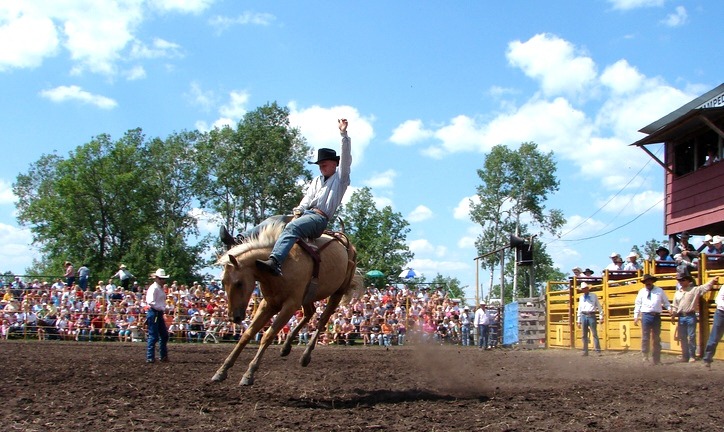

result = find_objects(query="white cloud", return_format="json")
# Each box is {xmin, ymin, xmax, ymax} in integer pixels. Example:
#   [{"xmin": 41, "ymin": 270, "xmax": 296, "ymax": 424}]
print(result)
[
  {"xmin": 130, "ymin": 38, "xmax": 183, "ymax": 60},
  {"xmin": 596, "ymin": 190, "xmax": 664, "ymax": 216},
  {"xmin": 188, "ymin": 207, "xmax": 220, "ymax": 233},
  {"xmin": 506, "ymin": 33, "xmax": 597, "ymax": 99},
  {"xmin": 209, "ymin": 12, "xmax": 276, "ymax": 35},
  {"xmin": 372, "ymin": 195, "xmax": 393, "ymax": 210},
  {"xmin": 0, "ymin": 1, "xmax": 206, "ymax": 76},
  {"xmin": 0, "ymin": 179, "xmax": 15, "ymax": 204},
  {"xmin": 405, "ymin": 258, "xmax": 470, "ymax": 280},
  {"xmin": 288, "ymin": 102, "xmax": 375, "ymax": 165},
  {"xmin": 0, "ymin": 222, "xmax": 36, "ymax": 273},
  {"xmin": 187, "ymin": 81, "xmax": 215, "ymax": 111},
  {"xmin": 389, "ymin": 119, "xmax": 433, "ymax": 145},
  {"xmin": 607, "ymin": 0, "xmax": 664, "ymax": 10},
  {"xmin": 124, "ymin": 65, "xmax": 146, "ymax": 80},
  {"xmin": 150, "ymin": 0, "xmax": 215, "ymax": 14},
  {"xmin": 454, "ymin": 195, "xmax": 480, "ymax": 220},
  {"xmin": 458, "ymin": 225, "xmax": 482, "ymax": 249},
  {"xmin": 409, "ymin": 239, "xmax": 434, "ymax": 254},
  {"xmin": 363, "ymin": 169, "xmax": 397, "ymax": 189},
  {"xmin": 39, "ymin": 85, "xmax": 117, "ymax": 109},
  {"xmin": 218, "ymin": 90, "xmax": 249, "ymax": 120},
  {"xmin": 407, "ymin": 205, "xmax": 433, "ymax": 223},
  {"xmin": 600, "ymin": 60, "xmax": 644, "ymax": 95},
  {"xmin": 489, "ymin": 86, "xmax": 520, "ymax": 98},
  {"xmin": 661, "ymin": 6, "xmax": 687, "ymax": 27},
  {"xmin": 0, "ymin": 11, "xmax": 59, "ymax": 71}
]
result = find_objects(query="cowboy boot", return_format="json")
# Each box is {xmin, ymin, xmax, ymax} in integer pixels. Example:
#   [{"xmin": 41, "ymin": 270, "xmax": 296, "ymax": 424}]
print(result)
[
  {"xmin": 255, "ymin": 257, "xmax": 283, "ymax": 277},
  {"xmin": 220, "ymin": 225, "xmax": 236, "ymax": 247}
]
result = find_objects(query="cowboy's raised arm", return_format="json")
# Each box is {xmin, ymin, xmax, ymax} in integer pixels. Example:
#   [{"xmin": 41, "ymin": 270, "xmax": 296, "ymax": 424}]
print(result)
[{"xmin": 338, "ymin": 119, "xmax": 351, "ymax": 187}]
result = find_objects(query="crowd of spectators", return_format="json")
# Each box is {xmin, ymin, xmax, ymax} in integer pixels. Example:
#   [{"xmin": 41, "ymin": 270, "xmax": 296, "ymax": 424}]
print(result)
[{"xmin": 0, "ymin": 276, "xmax": 499, "ymax": 348}]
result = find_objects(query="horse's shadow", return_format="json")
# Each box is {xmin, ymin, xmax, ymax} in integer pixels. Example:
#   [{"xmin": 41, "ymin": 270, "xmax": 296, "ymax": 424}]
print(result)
[{"xmin": 286, "ymin": 388, "xmax": 490, "ymax": 410}]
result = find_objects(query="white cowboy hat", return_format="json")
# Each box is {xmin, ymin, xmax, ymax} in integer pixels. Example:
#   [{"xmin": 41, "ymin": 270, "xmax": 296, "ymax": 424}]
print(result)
[
  {"xmin": 713, "ymin": 235, "xmax": 723, "ymax": 244},
  {"xmin": 120, "ymin": 264, "xmax": 127, "ymax": 269},
  {"xmin": 151, "ymin": 268, "xmax": 169, "ymax": 279},
  {"xmin": 704, "ymin": 234, "xmax": 713, "ymax": 242},
  {"xmin": 627, "ymin": 252, "xmax": 638, "ymax": 258},
  {"xmin": 580, "ymin": 282, "xmax": 590, "ymax": 289},
  {"xmin": 609, "ymin": 252, "xmax": 620, "ymax": 258}
]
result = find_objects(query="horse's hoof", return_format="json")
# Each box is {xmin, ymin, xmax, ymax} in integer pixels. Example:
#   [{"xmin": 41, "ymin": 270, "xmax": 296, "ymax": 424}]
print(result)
[
  {"xmin": 300, "ymin": 356, "xmax": 311, "ymax": 367},
  {"xmin": 211, "ymin": 373, "xmax": 226, "ymax": 382},
  {"xmin": 240, "ymin": 376, "xmax": 254, "ymax": 386},
  {"xmin": 280, "ymin": 345, "xmax": 291, "ymax": 357}
]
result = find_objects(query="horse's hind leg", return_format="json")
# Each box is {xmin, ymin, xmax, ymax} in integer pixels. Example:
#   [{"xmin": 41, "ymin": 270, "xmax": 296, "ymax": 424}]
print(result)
[
  {"xmin": 212, "ymin": 299, "xmax": 275, "ymax": 382},
  {"xmin": 301, "ymin": 291, "xmax": 343, "ymax": 367},
  {"xmin": 280, "ymin": 303, "xmax": 314, "ymax": 357},
  {"xmin": 241, "ymin": 301, "xmax": 297, "ymax": 386}
]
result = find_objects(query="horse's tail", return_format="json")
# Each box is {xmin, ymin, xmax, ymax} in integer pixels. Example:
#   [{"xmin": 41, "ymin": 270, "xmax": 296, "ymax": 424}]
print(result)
[{"xmin": 341, "ymin": 268, "xmax": 364, "ymax": 306}]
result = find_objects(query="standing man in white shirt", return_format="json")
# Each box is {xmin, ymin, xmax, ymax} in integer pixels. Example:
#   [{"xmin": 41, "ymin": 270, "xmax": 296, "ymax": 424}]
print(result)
[
  {"xmin": 146, "ymin": 269, "xmax": 170, "ymax": 364},
  {"xmin": 474, "ymin": 302, "xmax": 491, "ymax": 349},
  {"xmin": 703, "ymin": 276, "xmax": 724, "ymax": 368},
  {"xmin": 460, "ymin": 306, "xmax": 472, "ymax": 346},
  {"xmin": 576, "ymin": 282, "xmax": 604, "ymax": 356},
  {"xmin": 633, "ymin": 274, "xmax": 672, "ymax": 365}
]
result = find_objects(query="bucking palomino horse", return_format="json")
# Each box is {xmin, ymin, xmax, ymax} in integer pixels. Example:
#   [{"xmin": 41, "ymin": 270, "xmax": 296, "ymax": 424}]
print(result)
[{"xmin": 212, "ymin": 218, "xmax": 363, "ymax": 386}]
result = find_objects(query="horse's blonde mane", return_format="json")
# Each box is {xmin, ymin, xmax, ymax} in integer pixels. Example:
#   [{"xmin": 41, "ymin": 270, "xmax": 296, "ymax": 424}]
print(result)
[{"xmin": 216, "ymin": 220, "xmax": 286, "ymax": 266}]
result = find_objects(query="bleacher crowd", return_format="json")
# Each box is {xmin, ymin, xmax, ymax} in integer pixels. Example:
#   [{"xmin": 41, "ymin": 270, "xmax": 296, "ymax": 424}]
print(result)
[{"xmin": 0, "ymin": 276, "xmax": 499, "ymax": 347}]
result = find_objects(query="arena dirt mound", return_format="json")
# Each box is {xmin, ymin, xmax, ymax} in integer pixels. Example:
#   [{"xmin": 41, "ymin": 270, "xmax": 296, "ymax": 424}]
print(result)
[{"xmin": 3, "ymin": 341, "xmax": 724, "ymax": 431}]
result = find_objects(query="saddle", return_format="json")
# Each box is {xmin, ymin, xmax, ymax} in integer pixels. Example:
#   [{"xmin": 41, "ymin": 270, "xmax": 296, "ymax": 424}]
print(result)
[{"xmin": 296, "ymin": 230, "xmax": 356, "ymax": 305}]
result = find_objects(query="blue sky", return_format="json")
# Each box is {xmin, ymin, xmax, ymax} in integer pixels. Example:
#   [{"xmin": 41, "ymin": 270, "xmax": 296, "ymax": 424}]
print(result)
[{"xmin": 1, "ymin": 0, "xmax": 722, "ymax": 300}]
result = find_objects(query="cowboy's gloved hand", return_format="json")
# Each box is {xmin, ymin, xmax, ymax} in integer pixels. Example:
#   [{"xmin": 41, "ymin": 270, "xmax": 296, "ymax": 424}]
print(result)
[{"xmin": 293, "ymin": 209, "xmax": 302, "ymax": 219}]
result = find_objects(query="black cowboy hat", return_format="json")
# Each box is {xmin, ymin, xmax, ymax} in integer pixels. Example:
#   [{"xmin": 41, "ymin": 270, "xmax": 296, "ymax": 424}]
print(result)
[
  {"xmin": 583, "ymin": 268, "xmax": 594, "ymax": 275},
  {"xmin": 309, "ymin": 148, "xmax": 340, "ymax": 164},
  {"xmin": 677, "ymin": 273, "xmax": 695, "ymax": 283},
  {"xmin": 655, "ymin": 246, "xmax": 670, "ymax": 255},
  {"xmin": 642, "ymin": 274, "xmax": 658, "ymax": 283}
]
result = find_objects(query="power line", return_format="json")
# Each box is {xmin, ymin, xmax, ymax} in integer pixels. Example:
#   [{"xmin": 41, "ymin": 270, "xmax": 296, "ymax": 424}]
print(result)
[{"xmin": 552, "ymin": 144, "xmax": 663, "ymax": 243}]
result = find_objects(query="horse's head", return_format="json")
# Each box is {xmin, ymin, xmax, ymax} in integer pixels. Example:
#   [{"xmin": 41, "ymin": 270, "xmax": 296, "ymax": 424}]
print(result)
[{"xmin": 220, "ymin": 254, "xmax": 257, "ymax": 324}]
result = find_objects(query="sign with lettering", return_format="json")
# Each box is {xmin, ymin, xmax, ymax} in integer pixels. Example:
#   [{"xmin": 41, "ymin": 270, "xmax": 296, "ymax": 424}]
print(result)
[{"xmin": 698, "ymin": 91, "xmax": 724, "ymax": 109}]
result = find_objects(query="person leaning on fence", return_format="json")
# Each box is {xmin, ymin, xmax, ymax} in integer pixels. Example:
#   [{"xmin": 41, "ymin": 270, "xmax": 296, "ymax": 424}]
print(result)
[
  {"xmin": 672, "ymin": 275, "xmax": 719, "ymax": 363},
  {"xmin": 146, "ymin": 269, "xmax": 170, "ymax": 364},
  {"xmin": 703, "ymin": 276, "xmax": 724, "ymax": 368},
  {"xmin": 605, "ymin": 253, "xmax": 623, "ymax": 271},
  {"xmin": 577, "ymin": 282, "xmax": 603, "ymax": 356},
  {"xmin": 474, "ymin": 302, "xmax": 491, "ymax": 350},
  {"xmin": 623, "ymin": 252, "xmax": 642, "ymax": 271},
  {"xmin": 633, "ymin": 274, "xmax": 672, "ymax": 365}
]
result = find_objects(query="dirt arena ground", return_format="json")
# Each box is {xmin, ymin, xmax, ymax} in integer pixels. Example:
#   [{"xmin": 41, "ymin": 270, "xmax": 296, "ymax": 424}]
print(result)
[{"xmin": 3, "ymin": 340, "xmax": 724, "ymax": 431}]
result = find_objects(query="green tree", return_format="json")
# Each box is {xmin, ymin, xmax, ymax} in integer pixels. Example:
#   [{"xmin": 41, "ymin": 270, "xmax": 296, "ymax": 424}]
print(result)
[
  {"xmin": 196, "ymin": 102, "xmax": 312, "ymax": 238},
  {"xmin": 470, "ymin": 143, "xmax": 565, "ymax": 303},
  {"xmin": 14, "ymin": 129, "xmax": 206, "ymax": 282},
  {"xmin": 337, "ymin": 187, "xmax": 414, "ymax": 282},
  {"xmin": 632, "ymin": 238, "xmax": 668, "ymax": 261}
]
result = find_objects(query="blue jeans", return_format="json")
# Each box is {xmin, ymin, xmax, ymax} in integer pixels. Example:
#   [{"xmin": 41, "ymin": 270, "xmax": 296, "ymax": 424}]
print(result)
[
  {"xmin": 269, "ymin": 211, "xmax": 327, "ymax": 265},
  {"xmin": 641, "ymin": 313, "xmax": 662, "ymax": 362},
  {"xmin": 478, "ymin": 324, "xmax": 489, "ymax": 348},
  {"xmin": 77, "ymin": 276, "xmax": 88, "ymax": 291},
  {"xmin": 703, "ymin": 309, "xmax": 724, "ymax": 364},
  {"xmin": 677, "ymin": 314, "xmax": 697, "ymax": 361},
  {"xmin": 461, "ymin": 325, "xmax": 470, "ymax": 346},
  {"xmin": 581, "ymin": 314, "xmax": 601, "ymax": 354},
  {"xmin": 146, "ymin": 309, "xmax": 168, "ymax": 361}
]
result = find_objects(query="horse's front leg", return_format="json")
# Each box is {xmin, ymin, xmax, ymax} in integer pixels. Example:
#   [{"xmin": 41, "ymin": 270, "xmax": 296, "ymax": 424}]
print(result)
[
  {"xmin": 280, "ymin": 303, "xmax": 314, "ymax": 357},
  {"xmin": 301, "ymin": 292, "xmax": 343, "ymax": 367},
  {"xmin": 241, "ymin": 301, "xmax": 298, "ymax": 386},
  {"xmin": 212, "ymin": 300, "xmax": 275, "ymax": 382}
]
